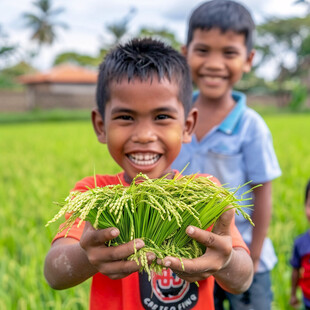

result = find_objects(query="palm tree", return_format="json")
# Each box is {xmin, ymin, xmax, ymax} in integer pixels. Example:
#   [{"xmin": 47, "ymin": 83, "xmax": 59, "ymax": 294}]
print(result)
[
  {"xmin": 105, "ymin": 7, "xmax": 136, "ymax": 46},
  {"xmin": 22, "ymin": 0, "xmax": 68, "ymax": 47},
  {"xmin": 0, "ymin": 25, "xmax": 16, "ymax": 59}
]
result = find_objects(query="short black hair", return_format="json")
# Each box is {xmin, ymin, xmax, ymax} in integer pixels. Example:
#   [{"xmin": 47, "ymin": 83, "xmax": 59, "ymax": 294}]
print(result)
[
  {"xmin": 96, "ymin": 38, "xmax": 193, "ymax": 119},
  {"xmin": 186, "ymin": 0, "xmax": 255, "ymax": 53},
  {"xmin": 306, "ymin": 179, "xmax": 310, "ymax": 204}
]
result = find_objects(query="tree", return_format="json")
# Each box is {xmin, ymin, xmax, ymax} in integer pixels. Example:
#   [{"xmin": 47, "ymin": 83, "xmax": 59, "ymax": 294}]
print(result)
[
  {"xmin": 102, "ymin": 7, "xmax": 136, "ymax": 47},
  {"xmin": 53, "ymin": 51, "xmax": 101, "ymax": 68},
  {"xmin": 0, "ymin": 25, "xmax": 17, "ymax": 67},
  {"xmin": 22, "ymin": 0, "xmax": 68, "ymax": 47},
  {"xmin": 137, "ymin": 28, "xmax": 182, "ymax": 51},
  {"xmin": 255, "ymin": 14, "xmax": 310, "ymax": 107}
]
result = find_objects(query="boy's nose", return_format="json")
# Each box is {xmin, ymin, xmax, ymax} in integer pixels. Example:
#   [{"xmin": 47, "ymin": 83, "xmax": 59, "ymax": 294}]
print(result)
[
  {"xmin": 204, "ymin": 53, "xmax": 225, "ymax": 70},
  {"xmin": 131, "ymin": 124, "xmax": 157, "ymax": 144}
]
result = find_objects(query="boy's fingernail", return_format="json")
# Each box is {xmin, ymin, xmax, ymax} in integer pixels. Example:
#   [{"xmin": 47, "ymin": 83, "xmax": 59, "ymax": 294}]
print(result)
[
  {"xmin": 164, "ymin": 260, "xmax": 171, "ymax": 267},
  {"xmin": 147, "ymin": 253, "xmax": 156, "ymax": 261},
  {"xmin": 135, "ymin": 240, "xmax": 145, "ymax": 249},
  {"xmin": 187, "ymin": 226, "xmax": 195, "ymax": 235},
  {"xmin": 111, "ymin": 229, "xmax": 119, "ymax": 237}
]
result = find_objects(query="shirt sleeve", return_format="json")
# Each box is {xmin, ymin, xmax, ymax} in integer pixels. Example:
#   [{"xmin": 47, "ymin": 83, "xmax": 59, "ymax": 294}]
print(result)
[
  {"xmin": 51, "ymin": 177, "xmax": 95, "ymax": 243},
  {"xmin": 290, "ymin": 240, "xmax": 301, "ymax": 269},
  {"xmin": 242, "ymin": 111, "xmax": 281, "ymax": 184},
  {"xmin": 52, "ymin": 213, "xmax": 85, "ymax": 243},
  {"xmin": 230, "ymin": 211, "xmax": 249, "ymax": 254}
]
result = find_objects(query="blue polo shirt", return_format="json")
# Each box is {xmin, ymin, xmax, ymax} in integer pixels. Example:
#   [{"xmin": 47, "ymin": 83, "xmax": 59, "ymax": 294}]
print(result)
[{"xmin": 172, "ymin": 90, "xmax": 281, "ymax": 272}]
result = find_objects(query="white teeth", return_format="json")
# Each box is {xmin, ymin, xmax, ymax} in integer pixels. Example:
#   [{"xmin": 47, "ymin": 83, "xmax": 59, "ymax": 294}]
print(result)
[
  {"xmin": 128, "ymin": 153, "xmax": 160, "ymax": 165},
  {"xmin": 205, "ymin": 76, "xmax": 222, "ymax": 81}
]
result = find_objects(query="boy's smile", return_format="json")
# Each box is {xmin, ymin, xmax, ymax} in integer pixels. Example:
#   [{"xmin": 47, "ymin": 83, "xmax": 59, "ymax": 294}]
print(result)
[
  {"xmin": 92, "ymin": 78, "xmax": 196, "ymax": 182},
  {"xmin": 184, "ymin": 28, "xmax": 254, "ymax": 103}
]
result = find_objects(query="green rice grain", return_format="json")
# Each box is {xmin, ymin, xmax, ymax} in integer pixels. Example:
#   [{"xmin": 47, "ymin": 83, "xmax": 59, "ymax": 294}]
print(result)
[{"xmin": 47, "ymin": 172, "xmax": 254, "ymax": 279}]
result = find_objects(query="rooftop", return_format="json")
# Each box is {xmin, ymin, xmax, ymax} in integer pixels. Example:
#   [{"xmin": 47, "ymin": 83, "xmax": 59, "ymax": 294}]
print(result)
[{"xmin": 19, "ymin": 63, "xmax": 98, "ymax": 84}]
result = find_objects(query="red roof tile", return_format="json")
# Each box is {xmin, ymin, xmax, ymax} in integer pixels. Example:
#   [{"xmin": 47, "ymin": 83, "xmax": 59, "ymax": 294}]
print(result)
[{"xmin": 19, "ymin": 63, "xmax": 98, "ymax": 84}]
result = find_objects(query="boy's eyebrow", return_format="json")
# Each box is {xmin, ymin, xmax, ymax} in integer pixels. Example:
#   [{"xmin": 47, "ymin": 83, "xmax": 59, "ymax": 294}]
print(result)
[
  {"xmin": 110, "ymin": 107, "xmax": 134, "ymax": 114},
  {"xmin": 110, "ymin": 106, "xmax": 179, "ymax": 114},
  {"xmin": 194, "ymin": 42, "xmax": 241, "ymax": 49},
  {"xmin": 153, "ymin": 106, "xmax": 179, "ymax": 113}
]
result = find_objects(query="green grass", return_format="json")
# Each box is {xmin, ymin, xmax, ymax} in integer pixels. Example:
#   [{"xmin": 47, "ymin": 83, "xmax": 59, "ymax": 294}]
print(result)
[
  {"xmin": 1, "ymin": 110, "xmax": 309, "ymax": 309},
  {"xmin": 0, "ymin": 108, "xmax": 91, "ymax": 124}
]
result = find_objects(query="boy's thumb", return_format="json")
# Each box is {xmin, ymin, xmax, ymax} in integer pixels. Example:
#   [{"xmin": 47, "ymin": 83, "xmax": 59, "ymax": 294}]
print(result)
[{"xmin": 212, "ymin": 208, "xmax": 234, "ymax": 236}]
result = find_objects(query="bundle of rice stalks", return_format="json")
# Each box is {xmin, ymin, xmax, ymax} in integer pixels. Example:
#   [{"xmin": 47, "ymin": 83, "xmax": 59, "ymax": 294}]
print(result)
[{"xmin": 47, "ymin": 172, "xmax": 254, "ymax": 278}]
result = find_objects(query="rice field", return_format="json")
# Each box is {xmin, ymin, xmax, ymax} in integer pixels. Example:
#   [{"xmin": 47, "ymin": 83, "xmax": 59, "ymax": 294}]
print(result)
[{"xmin": 1, "ymin": 111, "xmax": 309, "ymax": 309}]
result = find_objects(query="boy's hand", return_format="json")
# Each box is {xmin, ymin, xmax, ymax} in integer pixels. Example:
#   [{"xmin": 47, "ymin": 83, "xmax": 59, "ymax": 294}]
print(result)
[
  {"xmin": 158, "ymin": 209, "xmax": 234, "ymax": 283},
  {"xmin": 80, "ymin": 222, "xmax": 155, "ymax": 279},
  {"xmin": 289, "ymin": 295, "xmax": 299, "ymax": 308}
]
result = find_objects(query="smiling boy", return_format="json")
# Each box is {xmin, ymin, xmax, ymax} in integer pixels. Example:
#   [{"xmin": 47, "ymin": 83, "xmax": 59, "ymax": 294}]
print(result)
[
  {"xmin": 44, "ymin": 38, "xmax": 253, "ymax": 310},
  {"xmin": 172, "ymin": 1, "xmax": 281, "ymax": 309}
]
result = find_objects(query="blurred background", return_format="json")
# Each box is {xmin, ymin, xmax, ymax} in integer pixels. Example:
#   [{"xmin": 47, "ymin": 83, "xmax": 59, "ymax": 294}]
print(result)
[
  {"xmin": 1, "ymin": 1, "xmax": 310, "ymax": 309},
  {"xmin": 0, "ymin": 0, "xmax": 310, "ymax": 112}
]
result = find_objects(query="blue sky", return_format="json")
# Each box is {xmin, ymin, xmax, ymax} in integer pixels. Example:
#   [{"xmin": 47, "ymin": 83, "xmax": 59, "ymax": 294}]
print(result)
[{"xmin": 0, "ymin": 0, "xmax": 307, "ymax": 74}]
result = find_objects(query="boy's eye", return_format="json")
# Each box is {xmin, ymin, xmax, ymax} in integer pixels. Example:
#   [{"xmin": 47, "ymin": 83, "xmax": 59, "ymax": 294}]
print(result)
[
  {"xmin": 224, "ymin": 50, "xmax": 239, "ymax": 57},
  {"xmin": 155, "ymin": 114, "xmax": 171, "ymax": 120},
  {"xmin": 195, "ymin": 47, "xmax": 208, "ymax": 55},
  {"xmin": 115, "ymin": 115, "xmax": 133, "ymax": 121}
]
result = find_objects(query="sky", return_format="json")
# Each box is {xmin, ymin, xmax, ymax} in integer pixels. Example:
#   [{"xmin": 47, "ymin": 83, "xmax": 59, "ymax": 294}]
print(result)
[{"xmin": 0, "ymin": 0, "xmax": 307, "ymax": 76}]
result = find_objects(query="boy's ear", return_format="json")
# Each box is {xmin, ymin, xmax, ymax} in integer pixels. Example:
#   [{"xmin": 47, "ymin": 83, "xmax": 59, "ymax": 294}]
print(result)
[
  {"xmin": 181, "ymin": 45, "xmax": 188, "ymax": 57},
  {"xmin": 243, "ymin": 49, "xmax": 255, "ymax": 73},
  {"xmin": 91, "ymin": 108, "xmax": 107, "ymax": 144},
  {"xmin": 182, "ymin": 107, "xmax": 198, "ymax": 144}
]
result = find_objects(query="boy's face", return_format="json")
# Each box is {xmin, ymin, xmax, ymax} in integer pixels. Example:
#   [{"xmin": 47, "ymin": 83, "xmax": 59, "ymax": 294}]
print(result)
[
  {"xmin": 92, "ymin": 78, "xmax": 197, "ymax": 182},
  {"xmin": 183, "ymin": 28, "xmax": 254, "ymax": 101}
]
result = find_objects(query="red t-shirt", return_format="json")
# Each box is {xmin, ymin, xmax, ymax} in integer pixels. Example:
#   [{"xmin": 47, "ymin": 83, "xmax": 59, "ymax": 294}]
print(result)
[{"xmin": 53, "ymin": 171, "xmax": 249, "ymax": 310}]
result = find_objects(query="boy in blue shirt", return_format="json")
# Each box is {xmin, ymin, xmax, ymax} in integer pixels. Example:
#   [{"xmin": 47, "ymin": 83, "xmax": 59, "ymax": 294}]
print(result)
[
  {"xmin": 172, "ymin": 1, "xmax": 281, "ymax": 309},
  {"xmin": 290, "ymin": 179, "xmax": 310, "ymax": 310}
]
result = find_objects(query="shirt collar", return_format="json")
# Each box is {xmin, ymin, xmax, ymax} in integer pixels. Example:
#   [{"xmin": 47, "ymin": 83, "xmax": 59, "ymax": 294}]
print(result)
[{"xmin": 218, "ymin": 91, "xmax": 246, "ymax": 135}]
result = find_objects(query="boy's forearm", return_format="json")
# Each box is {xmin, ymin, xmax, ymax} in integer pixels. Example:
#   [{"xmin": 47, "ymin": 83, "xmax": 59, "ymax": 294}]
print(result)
[
  {"xmin": 291, "ymin": 268, "xmax": 299, "ymax": 296},
  {"xmin": 250, "ymin": 182, "xmax": 272, "ymax": 269},
  {"xmin": 214, "ymin": 247, "xmax": 253, "ymax": 294},
  {"xmin": 44, "ymin": 238, "xmax": 97, "ymax": 290}
]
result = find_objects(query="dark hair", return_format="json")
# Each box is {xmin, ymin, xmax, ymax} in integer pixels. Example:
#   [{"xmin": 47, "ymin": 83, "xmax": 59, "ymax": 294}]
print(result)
[
  {"xmin": 186, "ymin": 0, "xmax": 255, "ymax": 53},
  {"xmin": 306, "ymin": 179, "xmax": 310, "ymax": 204},
  {"xmin": 96, "ymin": 38, "xmax": 193, "ymax": 119}
]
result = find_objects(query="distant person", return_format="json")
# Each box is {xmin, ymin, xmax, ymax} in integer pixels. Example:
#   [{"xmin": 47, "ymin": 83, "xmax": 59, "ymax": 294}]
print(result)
[
  {"xmin": 290, "ymin": 179, "xmax": 310, "ymax": 310},
  {"xmin": 172, "ymin": 1, "xmax": 282, "ymax": 309},
  {"xmin": 44, "ymin": 38, "xmax": 254, "ymax": 310}
]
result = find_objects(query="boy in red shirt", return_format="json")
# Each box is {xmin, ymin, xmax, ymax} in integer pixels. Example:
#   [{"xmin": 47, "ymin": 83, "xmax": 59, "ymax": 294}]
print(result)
[
  {"xmin": 290, "ymin": 179, "xmax": 310, "ymax": 309},
  {"xmin": 44, "ymin": 38, "xmax": 253, "ymax": 310}
]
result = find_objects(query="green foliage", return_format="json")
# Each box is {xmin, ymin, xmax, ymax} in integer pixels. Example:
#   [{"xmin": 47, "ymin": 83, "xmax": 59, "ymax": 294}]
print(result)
[
  {"xmin": 1, "ymin": 111, "xmax": 310, "ymax": 309},
  {"xmin": 0, "ymin": 61, "xmax": 37, "ymax": 90},
  {"xmin": 0, "ymin": 118, "xmax": 121, "ymax": 309},
  {"xmin": 255, "ymin": 14, "xmax": 310, "ymax": 86},
  {"xmin": 0, "ymin": 24, "xmax": 18, "ymax": 70},
  {"xmin": 300, "ymin": 34, "xmax": 310, "ymax": 56},
  {"xmin": 137, "ymin": 27, "xmax": 182, "ymax": 51},
  {"xmin": 0, "ymin": 108, "xmax": 91, "ymax": 124},
  {"xmin": 264, "ymin": 114, "xmax": 310, "ymax": 310},
  {"xmin": 2, "ymin": 61, "xmax": 37, "ymax": 77},
  {"xmin": 0, "ymin": 74, "xmax": 22, "ymax": 90},
  {"xmin": 53, "ymin": 52, "xmax": 101, "ymax": 68},
  {"xmin": 288, "ymin": 83, "xmax": 308, "ymax": 111}
]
